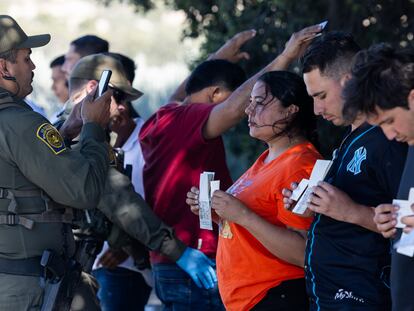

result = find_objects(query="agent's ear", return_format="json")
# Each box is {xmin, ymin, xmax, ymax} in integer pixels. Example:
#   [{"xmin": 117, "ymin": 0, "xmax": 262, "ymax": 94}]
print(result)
[
  {"xmin": 408, "ymin": 89, "xmax": 414, "ymax": 111},
  {"xmin": 0, "ymin": 59, "xmax": 9, "ymax": 78}
]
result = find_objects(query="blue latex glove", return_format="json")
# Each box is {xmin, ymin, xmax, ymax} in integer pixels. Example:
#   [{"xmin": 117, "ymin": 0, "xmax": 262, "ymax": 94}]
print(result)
[{"xmin": 176, "ymin": 247, "xmax": 217, "ymax": 289}]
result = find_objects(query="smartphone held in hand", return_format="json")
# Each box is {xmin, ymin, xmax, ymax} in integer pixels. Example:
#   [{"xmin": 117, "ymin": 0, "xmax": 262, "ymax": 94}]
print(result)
[{"xmin": 95, "ymin": 70, "xmax": 112, "ymax": 99}]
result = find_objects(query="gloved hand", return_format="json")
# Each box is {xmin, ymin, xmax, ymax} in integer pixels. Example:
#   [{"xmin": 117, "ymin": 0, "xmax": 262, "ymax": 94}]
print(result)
[{"xmin": 176, "ymin": 247, "xmax": 217, "ymax": 289}]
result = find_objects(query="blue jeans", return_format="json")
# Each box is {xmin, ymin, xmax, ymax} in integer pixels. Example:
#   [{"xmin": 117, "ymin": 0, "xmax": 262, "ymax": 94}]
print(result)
[
  {"xmin": 152, "ymin": 263, "xmax": 225, "ymax": 311},
  {"xmin": 92, "ymin": 267, "xmax": 152, "ymax": 311}
]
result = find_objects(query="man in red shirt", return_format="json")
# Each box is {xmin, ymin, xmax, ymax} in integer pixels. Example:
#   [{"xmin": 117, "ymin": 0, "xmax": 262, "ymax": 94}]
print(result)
[{"xmin": 140, "ymin": 26, "xmax": 322, "ymax": 310}]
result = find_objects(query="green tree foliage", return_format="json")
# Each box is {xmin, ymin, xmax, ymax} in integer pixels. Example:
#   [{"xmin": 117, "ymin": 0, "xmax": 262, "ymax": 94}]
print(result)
[{"xmin": 102, "ymin": 0, "xmax": 414, "ymax": 178}]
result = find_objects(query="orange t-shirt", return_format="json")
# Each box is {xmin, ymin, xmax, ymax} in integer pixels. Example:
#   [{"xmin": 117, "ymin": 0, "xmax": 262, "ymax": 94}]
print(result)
[{"xmin": 217, "ymin": 142, "xmax": 321, "ymax": 311}]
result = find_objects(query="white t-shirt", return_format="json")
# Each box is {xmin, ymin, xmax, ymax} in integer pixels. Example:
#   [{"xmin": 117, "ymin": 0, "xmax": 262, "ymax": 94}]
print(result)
[{"xmin": 93, "ymin": 118, "xmax": 152, "ymax": 285}]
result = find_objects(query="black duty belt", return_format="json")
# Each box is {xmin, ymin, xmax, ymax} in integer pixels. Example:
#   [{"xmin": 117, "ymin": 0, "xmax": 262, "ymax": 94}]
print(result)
[{"xmin": 0, "ymin": 256, "xmax": 43, "ymax": 277}]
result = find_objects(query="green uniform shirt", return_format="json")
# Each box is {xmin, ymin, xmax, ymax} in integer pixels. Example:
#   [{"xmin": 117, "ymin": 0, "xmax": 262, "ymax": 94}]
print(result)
[{"xmin": 0, "ymin": 88, "xmax": 109, "ymax": 259}]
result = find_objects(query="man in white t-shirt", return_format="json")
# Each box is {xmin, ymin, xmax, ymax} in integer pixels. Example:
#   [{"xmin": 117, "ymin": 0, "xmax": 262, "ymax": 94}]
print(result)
[{"xmin": 91, "ymin": 53, "xmax": 153, "ymax": 311}]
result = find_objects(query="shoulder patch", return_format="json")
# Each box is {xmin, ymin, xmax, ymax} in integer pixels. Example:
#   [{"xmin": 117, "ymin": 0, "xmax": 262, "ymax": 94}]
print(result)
[{"xmin": 36, "ymin": 123, "xmax": 67, "ymax": 155}]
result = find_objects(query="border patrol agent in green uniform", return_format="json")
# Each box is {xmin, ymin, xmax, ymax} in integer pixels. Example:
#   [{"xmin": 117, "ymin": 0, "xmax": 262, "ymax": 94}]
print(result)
[{"xmin": 0, "ymin": 15, "xmax": 113, "ymax": 310}]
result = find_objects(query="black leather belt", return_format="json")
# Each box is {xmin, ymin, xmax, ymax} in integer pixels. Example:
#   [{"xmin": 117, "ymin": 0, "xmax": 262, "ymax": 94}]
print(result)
[{"xmin": 0, "ymin": 256, "xmax": 43, "ymax": 277}]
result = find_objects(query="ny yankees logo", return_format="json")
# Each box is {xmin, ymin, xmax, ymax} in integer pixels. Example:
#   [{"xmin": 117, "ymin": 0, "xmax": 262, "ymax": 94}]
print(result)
[{"xmin": 347, "ymin": 147, "xmax": 367, "ymax": 175}]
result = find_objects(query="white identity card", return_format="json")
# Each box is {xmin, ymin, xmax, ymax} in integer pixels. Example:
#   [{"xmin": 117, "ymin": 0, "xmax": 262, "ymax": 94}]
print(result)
[
  {"xmin": 304, "ymin": 20, "xmax": 328, "ymax": 42},
  {"xmin": 394, "ymin": 188, "xmax": 414, "ymax": 228},
  {"xmin": 319, "ymin": 20, "xmax": 328, "ymax": 29},
  {"xmin": 396, "ymin": 232, "xmax": 414, "ymax": 257},
  {"xmin": 291, "ymin": 160, "xmax": 333, "ymax": 215},
  {"xmin": 393, "ymin": 188, "xmax": 414, "ymax": 257},
  {"xmin": 199, "ymin": 172, "xmax": 220, "ymax": 230}
]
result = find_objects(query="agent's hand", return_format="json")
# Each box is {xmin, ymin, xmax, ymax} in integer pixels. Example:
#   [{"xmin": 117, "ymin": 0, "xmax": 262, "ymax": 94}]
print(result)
[
  {"xmin": 281, "ymin": 23, "xmax": 323, "ymax": 62},
  {"xmin": 98, "ymin": 248, "xmax": 129, "ymax": 269},
  {"xmin": 176, "ymin": 247, "xmax": 217, "ymax": 289},
  {"xmin": 209, "ymin": 29, "xmax": 256, "ymax": 63},
  {"xmin": 402, "ymin": 203, "xmax": 414, "ymax": 234},
  {"xmin": 307, "ymin": 181, "xmax": 356, "ymax": 222},
  {"xmin": 373, "ymin": 204, "xmax": 398, "ymax": 238},
  {"xmin": 211, "ymin": 190, "xmax": 251, "ymax": 226},
  {"xmin": 81, "ymin": 86, "xmax": 113, "ymax": 128},
  {"xmin": 60, "ymin": 102, "xmax": 82, "ymax": 141}
]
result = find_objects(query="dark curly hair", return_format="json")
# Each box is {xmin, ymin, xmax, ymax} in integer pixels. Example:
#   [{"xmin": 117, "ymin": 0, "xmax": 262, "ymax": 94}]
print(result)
[
  {"xmin": 342, "ymin": 43, "xmax": 414, "ymax": 123},
  {"xmin": 255, "ymin": 71, "xmax": 318, "ymax": 146}
]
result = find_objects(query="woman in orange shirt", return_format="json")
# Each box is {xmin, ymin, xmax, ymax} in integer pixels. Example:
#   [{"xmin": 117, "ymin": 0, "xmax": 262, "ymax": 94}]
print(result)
[{"xmin": 187, "ymin": 71, "xmax": 321, "ymax": 311}]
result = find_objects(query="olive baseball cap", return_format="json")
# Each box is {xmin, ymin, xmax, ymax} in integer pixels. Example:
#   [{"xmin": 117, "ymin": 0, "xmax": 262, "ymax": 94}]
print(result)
[
  {"xmin": 0, "ymin": 15, "xmax": 50, "ymax": 53},
  {"xmin": 70, "ymin": 53, "xmax": 143, "ymax": 101}
]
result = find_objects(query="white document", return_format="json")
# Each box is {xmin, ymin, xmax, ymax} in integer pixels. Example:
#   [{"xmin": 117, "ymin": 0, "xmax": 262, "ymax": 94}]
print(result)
[
  {"xmin": 210, "ymin": 180, "xmax": 220, "ymax": 196},
  {"xmin": 396, "ymin": 232, "xmax": 414, "ymax": 257},
  {"xmin": 199, "ymin": 172, "xmax": 218, "ymax": 230},
  {"xmin": 393, "ymin": 188, "xmax": 414, "ymax": 257},
  {"xmin": 394, "ymin": 188, "xmax": 414, "ymax": 228},
  {"xmin": 292, "ymin": 160, "xmax": 333, "ymax": 215},
  {"xmin": 290, "ymin": 179, "xmax": 309, "ymax": 201}
]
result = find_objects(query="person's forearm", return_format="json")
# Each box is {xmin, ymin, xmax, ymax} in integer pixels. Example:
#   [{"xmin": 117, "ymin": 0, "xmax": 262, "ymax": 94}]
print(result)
[
  {"xmin": 224, "ymin": 52, "xmax": 294, "ymax": 117},
  {"xmin": 347, "ymin": 204, "xmax": 378, "ymax": 233},
  {"xmin": 203, "ymin": 52, "xmax": 295, "ymax": 140},
  {"xmin": 168, "ymin": 77, "xmax": 188, "ymax": 103},
  {"xmin": 240, "ymin": 210, "xmax": 307, "ymax": 267}
]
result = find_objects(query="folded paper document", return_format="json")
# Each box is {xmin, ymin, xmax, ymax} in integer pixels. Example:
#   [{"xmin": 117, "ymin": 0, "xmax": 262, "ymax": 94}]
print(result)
[{"xmin": 199, "ymin": 172, "xmax": 220, "ymax": 230}]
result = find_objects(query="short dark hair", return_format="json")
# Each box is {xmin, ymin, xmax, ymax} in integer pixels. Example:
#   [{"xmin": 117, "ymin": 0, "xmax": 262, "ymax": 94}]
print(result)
[
  {"xmin": 185, "ymin": 59, "xmax": 246, "ymax": 95},
  {"xmin": 343, "ymin": 43, "xmax": 414, "ymax": 123},
  {"xmin": 301, "ymin": 31, "xmax": 361, "ymax": 80},
  {"xmin": 103, "ymin": 52, "xmax": 136, "ymax": 83},
  {"xmin": 0, "ymin": 49, "xmax": 18, "ymax": 63},
  {"xmin": 50, "ymin": 55, "xmax": 65, "ymax": 68},
  {"xmin": 71, "ymin": 35, "xmax": 109, "ymax": 57},
  {"xmin": 258, "ymin": 71, "xmax": 317, "ymax": 144}
]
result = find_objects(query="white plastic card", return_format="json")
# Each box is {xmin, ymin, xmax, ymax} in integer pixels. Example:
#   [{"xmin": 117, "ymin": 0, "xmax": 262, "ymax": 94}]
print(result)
[
  {"xmin": 290, "ymin": 179, "xmax": 310, "ymax": 201},
  {"xmin": 396, "ymin": 231, "xmax": 414, "ymax": 257},
  {"xmin": 394, "ymin": 188, "xmax": 414, "ymax": 228},
  {"xmin": 291, "ymin": 160, "xmax": 332, "ymax": 215},
  {"xmin": 319, "ymin": 20, "xmax": 328, "ymax": 29},
  {"xmin": 393, "ymin": 188, "xmax": 414, "ymax": 257}
]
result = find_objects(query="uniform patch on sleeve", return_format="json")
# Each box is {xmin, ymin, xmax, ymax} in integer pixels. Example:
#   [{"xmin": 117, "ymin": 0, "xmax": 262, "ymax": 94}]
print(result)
[{"xmin": 36, "ymin": 123, "xmax": 67, "ymax": 155}]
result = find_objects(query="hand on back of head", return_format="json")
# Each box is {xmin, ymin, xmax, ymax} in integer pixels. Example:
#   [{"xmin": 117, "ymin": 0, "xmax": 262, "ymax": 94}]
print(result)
[{"xmin": 281, "ymin": 24, "xmax": 324, "ymax": 62}]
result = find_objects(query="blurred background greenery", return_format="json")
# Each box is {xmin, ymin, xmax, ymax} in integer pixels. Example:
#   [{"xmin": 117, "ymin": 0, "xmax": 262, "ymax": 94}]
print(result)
[
  {"xmin": 0, "ymin": 0, "xmax": 198, "ymax": 118},
  {"xmin": 2, "ymin": 0, "xmax": 413, "ymax": 179}
]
